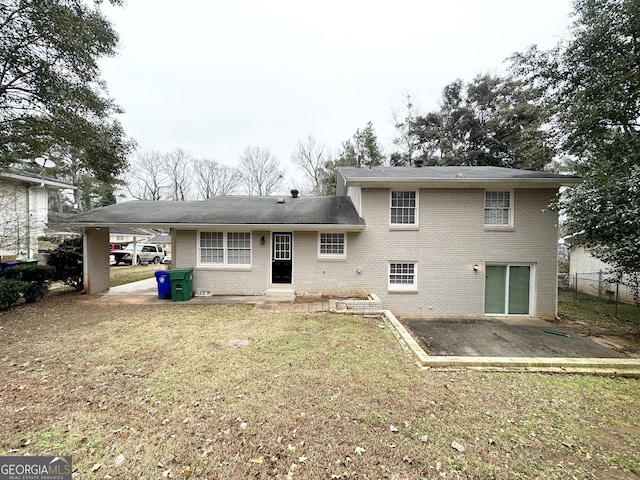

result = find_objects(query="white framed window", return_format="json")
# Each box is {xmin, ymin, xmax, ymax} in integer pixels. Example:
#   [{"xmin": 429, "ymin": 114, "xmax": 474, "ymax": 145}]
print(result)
[
  {"xmin": 388, "ymin": 262, "xmax": 417, "ymax": 292},
  {"xmin": 484, "ymin": 191, "xmax": 513, "ymax": 226},
  {"xmin": 390, "ymin": 191, "xmax": 418, "ymax": 227},
  {"xmin": 198, "ymin": 231, "xmax": 251, "ymax": 266},
  {"xmin": 318, "ymin": 232, "xmax": 346, "ymax": 259}
]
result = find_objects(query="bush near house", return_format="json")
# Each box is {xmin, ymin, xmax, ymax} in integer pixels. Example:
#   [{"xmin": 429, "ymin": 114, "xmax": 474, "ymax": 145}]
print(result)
[
  {"xmin": 0, "ymin": 279, "xmax": 29, "ymax": 310},
  {"xmin": 47, "ymin": 237, "xmax": 83, "ymax": 291},
  {"xmin": 1, "ymin": 265, "xmax": 55, "ymax": 303}
]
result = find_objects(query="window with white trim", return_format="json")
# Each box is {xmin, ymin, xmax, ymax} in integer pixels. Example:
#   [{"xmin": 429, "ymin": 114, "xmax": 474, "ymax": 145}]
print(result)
[
  {"xmin": 318, "ymin": 232, "xmax": 346, "ymax": 258},
  {"xmin": 199, "ymin": 231, "xmax": 251, "ymax": 266},
  {"xmin": 484, "ymin": 191, "xmax": 512, "ymax": 226},
  {"xmin": 390, "ymin": 191, "xmax": 417, "ymax": 226},
  {"xmin": 388, "ymin": 262, "xmax": 417, "ymax": 291}
]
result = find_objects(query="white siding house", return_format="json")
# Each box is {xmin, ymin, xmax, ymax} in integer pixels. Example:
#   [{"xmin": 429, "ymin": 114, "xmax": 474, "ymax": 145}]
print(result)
[{"xmin": 0, "ymin": 170, "xmax": 76, "ymax": 260}]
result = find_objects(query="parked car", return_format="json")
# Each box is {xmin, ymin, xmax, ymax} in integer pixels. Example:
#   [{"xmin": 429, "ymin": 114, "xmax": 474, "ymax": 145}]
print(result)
[
  {"xmin": 162, "ymin": 253, "xmax": 172, "ymax": 264},
  {"xmin": 111, "ymin": 244, "xmax": 165, "ymax": 265}
]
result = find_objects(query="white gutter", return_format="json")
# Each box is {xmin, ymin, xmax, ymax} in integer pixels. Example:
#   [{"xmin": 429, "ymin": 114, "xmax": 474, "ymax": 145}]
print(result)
[
  {"xmin": 75, "ymin": 223, "xmax": 367, "ymax": 232},
  {"xmin": 0, "ymin": 172, "xmax": 77, "ymax": 190}
]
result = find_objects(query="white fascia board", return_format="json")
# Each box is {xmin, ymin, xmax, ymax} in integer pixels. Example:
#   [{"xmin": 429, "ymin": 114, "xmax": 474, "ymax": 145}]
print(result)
[
  {"xmin": 343, "ymin": 177, "xmax": 582, "ymax": 189},
  {"xmin": 1, "ymin": 172, "xmax": 77, "ymax": 189},
  {"xmin": 78, "ymin": 223, "xmax": 366, "ymax": 232}
]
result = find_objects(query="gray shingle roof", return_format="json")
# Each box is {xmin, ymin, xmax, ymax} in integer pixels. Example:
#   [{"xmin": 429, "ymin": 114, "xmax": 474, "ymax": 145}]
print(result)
[
  {"xmin": 70, "ymin": 196, "xmax": 365, "ymax": 230},
  {"xmin": 339, "ymin": 166, "xmax": 581, "ymax": 183}
]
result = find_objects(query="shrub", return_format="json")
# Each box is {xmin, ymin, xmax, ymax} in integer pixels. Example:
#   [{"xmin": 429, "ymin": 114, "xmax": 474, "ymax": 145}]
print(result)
[
  {"xmin": 47, "ymin": 237, "xmax": 83, "ymax": 291},
  {"xmin": 0, "ymin": 279, "xmax": 29, "ymax": 311},
  {"xmin": 1, "ymin": 264, "xmax": 55, "ymax": 303}
]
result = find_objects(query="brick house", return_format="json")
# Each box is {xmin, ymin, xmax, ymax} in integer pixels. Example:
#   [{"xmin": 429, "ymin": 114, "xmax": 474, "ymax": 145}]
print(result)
[{"xmin": 71, "ymin": 166, "xmax": 580, "ymax": 317}]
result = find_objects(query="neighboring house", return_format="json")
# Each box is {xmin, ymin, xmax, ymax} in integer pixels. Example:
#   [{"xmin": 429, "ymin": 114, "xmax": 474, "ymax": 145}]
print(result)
[
  {"xmin": 565, "ymin": 236, "xmax": 637, "ymax": 304},
  {"xmin": 149, "ymin": 234, "xmax": 172, "ymax": 254},
  {"xmin": 109, "ymin": 227, "xmax": 154, "ymax": 246},
  {"xmin": 70, "ymin": 166, "xmax": 580, "ymax": 318},
  {"xmin": 0, "ymin": 170, "xmax": 76, "ymax": 260}
]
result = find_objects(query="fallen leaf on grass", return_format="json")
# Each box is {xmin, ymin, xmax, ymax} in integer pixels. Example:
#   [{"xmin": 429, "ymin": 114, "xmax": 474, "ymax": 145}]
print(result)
[
  {"xmin": 419, "ymin": 435, "xmax": 429, "ymax": 443},
  {"xmin": 451, "ymin": 441, "xmax": 465, "ymax": 452},
  {"xmin": 249, "ymin": 456, "xmax": 264, "ymax": 464},
  {"xmin": 91, "ymin": 463, "xmax": 101, "ymax": 472},
  {"xmin": 114, "ymin": 454, "xmax": 125, "ymax": 466},
  {"xmin": 354, "ymin": 446, "xmax": 366, "ymax": 455}
]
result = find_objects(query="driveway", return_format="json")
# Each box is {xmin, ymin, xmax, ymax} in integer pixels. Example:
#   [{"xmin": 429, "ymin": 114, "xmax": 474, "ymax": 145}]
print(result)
[{"xmin": 404, "ymin": 317, "xmax": 627, "ymax": 358}]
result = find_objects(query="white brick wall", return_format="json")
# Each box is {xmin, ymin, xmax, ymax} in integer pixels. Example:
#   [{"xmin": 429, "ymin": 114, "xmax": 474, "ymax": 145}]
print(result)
[
  {"xmin": 174, "ymin": 187, "xmax": 560, "ymax": 318},
  {"xmin": 349, "ymin": 187, "xmax": 559, "ymax": 318}
]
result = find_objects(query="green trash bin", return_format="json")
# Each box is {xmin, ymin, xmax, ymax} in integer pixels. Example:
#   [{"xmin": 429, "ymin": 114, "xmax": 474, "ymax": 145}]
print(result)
[
  {"xmin": 18, "ymin": 258, "xmax": 39, "ymax": 265},
  {"xmin": 169, "ymin": 268, "xmax": 194, "ymax": 302}
]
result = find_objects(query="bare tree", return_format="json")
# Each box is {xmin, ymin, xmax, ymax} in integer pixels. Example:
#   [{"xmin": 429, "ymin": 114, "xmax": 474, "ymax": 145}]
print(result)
[
  {"xmin": 291, "ymin": 135, "xmax": 330, "ymax": 195},
  {"xmin": 124, "ymin": 150, "xmax": 168, "ymax": 200},
  {"xmin": 192, "ymin": 159, "xmax": 242, "ymax": 198},
  {"xmin": 391, "ymin": 90, "xmax": 421, "ymax": 166},
  {"xmin": 238, "ymin": 146, "xmax": 284, "ymax": 196},
  {"xmin": 163, "ymin": 148, "xmax": 193, "ymax": 201}
]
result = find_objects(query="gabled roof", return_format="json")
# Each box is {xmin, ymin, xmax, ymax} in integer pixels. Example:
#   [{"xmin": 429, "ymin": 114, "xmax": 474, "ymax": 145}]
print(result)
[
  {"xmin": 0, "ymin": 169, "xmax": 77, "ymax": 189},
  {"xmin": 69, "ymin": 195, "xmax": 365, "ymax": 231},
  {"xmin": 337, "ymin": 166, "xmax": 581, "ymax": 194}
]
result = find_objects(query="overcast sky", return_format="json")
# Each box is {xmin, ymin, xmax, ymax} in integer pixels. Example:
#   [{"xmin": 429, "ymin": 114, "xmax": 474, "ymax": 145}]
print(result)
[{"xmin": 99, "ymin": 0, "xmax": 573, "ymax": 191}]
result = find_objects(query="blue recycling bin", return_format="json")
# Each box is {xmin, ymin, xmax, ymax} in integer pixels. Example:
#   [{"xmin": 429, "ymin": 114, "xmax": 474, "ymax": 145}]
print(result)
[
  {"xmin": 154, "ymin": 270, "xmax": 171, "ymax": 299},
  {"xmin": 0, "ymin": 261, "xmax": 19, "ymax": 273}
]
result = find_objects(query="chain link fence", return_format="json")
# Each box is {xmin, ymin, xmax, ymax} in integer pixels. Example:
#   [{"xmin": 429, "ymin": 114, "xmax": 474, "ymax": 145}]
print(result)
[{"xmin": 559, "ymin": 271, "xmax": 639, "ymax": 323}]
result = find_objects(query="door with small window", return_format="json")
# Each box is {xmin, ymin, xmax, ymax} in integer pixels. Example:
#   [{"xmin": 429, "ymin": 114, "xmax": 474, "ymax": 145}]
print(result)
[
  {"xmin": 272, "ymin": 233, "xmax": 292, "ymax": 283},
  {"xmin": 484, "ymin": 265, "xmax": 532, "ymax": 315}
]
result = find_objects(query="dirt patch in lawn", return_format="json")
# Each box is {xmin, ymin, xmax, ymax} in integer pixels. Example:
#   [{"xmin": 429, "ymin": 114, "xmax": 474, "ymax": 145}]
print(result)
[
  {"xmin": 0, "ymin": 293, "xmax": 639, "ymax": 479},
  {"xmin": 548, "ymin": 314, "xmax": 640, "ymax": 358}
]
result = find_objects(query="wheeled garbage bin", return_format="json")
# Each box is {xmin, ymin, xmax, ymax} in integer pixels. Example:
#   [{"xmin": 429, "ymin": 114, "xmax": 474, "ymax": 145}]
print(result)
[
  {"xmin": 155, "ymin": 270, "xmax": 171, "ymax": 299},
  {"xmin": 169, "ymin": 268, "xmax": 194, "ymax": 302}
]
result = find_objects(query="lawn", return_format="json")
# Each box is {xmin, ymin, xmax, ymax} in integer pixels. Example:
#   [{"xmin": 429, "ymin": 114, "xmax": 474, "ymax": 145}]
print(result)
[
  {"xmin": 0, "ymin": 294, "xmax": 639, "ymax": 479},
  {"xmin": 110, "ymin": 264, "xmax": 166, "ymax": 287}
]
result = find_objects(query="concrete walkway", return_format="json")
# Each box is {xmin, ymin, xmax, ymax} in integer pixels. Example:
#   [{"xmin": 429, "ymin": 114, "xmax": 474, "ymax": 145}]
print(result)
[{"xmin": 97, "ymin": 277, "xmax": 329, "ymax": 312}]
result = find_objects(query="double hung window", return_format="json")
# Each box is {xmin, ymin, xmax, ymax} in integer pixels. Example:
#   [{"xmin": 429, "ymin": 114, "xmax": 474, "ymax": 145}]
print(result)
[
  {"xmin": 388, "ymin": 262, "xmax": 417, "ymax": 291},
  {"xmin": 319, "ymin": 233, "xmax": 346, "ymax": 258},
  {"xmin": 484, "ymin": 191, "xmax": 512, "ymax": 226},
  {"xmin": 390, "ymin": 191, "xmax": 417, "ymax": 226},
  {"xmin": 199, "ymin": 232, "xmax": 251, "ymax": 266}
]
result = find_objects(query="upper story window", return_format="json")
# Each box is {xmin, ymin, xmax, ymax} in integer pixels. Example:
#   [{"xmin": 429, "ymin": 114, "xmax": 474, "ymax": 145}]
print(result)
[
  {"xmin": 390, "ymin": 191, "xmax": 417, "ymax": 226},
  {"xmin": 199, "ymin": 231, "xmax": 251, "ymax": 266},
  {"xmin": 318, "ymin": 232, "xmax": 346, "ymax": 259},
  {"xmin": 484, "ymin": 191, "xmax": 512, "ymax": 226}
]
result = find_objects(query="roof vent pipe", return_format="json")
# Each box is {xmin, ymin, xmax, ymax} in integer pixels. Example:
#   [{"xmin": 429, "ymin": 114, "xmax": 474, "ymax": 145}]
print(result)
[
  {"xmin": 291, "ymin": 189, "xmax": 299, "ymax": 198},
  {"xmin": 414, "ymin": 159, "xmax": 424, "ymax": 168}
]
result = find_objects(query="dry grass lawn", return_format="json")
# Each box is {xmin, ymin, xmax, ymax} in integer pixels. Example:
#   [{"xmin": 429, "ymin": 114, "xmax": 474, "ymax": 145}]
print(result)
[{"xmin": 0, "ymin": 294, "xmax": 639, "ymax": 479}]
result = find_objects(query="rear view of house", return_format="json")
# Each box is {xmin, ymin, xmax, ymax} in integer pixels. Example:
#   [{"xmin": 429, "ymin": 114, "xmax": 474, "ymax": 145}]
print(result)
[
  {"xmin": 336, "ymin": 166, "xmax": 580, "ymax": 317},
  {"xmin": 72, "ymin": 166, "xmax": 580, "ymax": 318}
]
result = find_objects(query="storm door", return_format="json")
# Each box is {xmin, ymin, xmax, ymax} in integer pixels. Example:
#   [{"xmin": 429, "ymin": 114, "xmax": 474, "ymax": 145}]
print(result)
[
  {"xmin": 484, "ymin": 265, "xmax": 531, "ymax": 315},
  {"xmin": 272, "ymin": 232, "xmax": 292, "ymax": 283}
]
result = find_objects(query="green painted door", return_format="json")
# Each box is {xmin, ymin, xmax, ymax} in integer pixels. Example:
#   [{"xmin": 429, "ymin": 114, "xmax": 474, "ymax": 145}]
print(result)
[
  {"xmin": 508, "ymin": 266, "xmax": 531, "ymax": 314},
  {"xmin": 484, "ymin": 265, "xmax": 531, "ymax": 315},
  {"xmin": 484, "ymin": 266, "xmax": 507, "ymax": 314}
]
